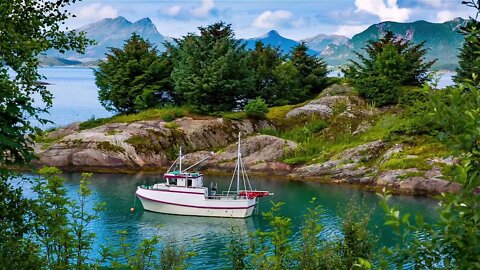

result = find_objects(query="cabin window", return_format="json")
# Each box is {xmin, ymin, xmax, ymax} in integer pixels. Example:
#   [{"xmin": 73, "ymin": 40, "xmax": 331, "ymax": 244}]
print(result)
[
  {"xmin": 170, "ymin": 178, "xmax": 177, "ymax": 185},
  {"xmin": 187, "ymin": 179, "xmax": 192, "ymax": 187}
]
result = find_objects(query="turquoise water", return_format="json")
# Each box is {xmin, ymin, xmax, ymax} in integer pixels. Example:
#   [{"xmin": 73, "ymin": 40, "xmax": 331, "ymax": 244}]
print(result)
[{"xmin": 20, "ymin": 172, "xmax": 438, "ymax": 269}]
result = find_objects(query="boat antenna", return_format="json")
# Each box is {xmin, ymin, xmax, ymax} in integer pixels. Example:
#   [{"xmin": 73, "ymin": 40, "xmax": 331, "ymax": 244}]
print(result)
[{"xmin": 179, "ymin": 146, "xmax": 182, "ymax": 174}]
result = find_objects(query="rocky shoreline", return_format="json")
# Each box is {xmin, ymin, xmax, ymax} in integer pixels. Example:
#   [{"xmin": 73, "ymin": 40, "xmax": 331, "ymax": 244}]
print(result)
[
  {"xmin": 33, "ymin": 121, "xmax": 459, "ymax": 196},
  {"xmin": 33, "ymin": 85, "xmax": 460, "ymax": 196}
]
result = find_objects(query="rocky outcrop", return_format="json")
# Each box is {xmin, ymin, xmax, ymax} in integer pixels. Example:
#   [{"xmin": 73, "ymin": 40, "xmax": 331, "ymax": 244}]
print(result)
[
  {"xmin": 289, "ymin": 141, "xmax": 460, "ymax": 195},
  {"xmin": 182, "ymin": 135, "xmax": 298, "ymax": 173},
  {"xmin": 290, "ymin": 140, "xmax": 386, "ymax": 181},
  {"xmin": 34, "ymin": 117, "xmax": 272, "ymax": 171}
]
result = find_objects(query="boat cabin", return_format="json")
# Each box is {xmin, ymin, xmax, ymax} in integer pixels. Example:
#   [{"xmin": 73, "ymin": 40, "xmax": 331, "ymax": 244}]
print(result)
[{"xmin": 164, "ymin": 171, "xmax": 204, "ymax": 188}]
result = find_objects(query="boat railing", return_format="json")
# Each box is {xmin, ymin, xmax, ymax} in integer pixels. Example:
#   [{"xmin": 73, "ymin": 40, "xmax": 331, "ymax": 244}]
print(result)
[
  {"xmin": 207, "ymin": 192, "xmax": 249, "ymax": 200},
  {"xmin": 139, "ymin": 177, "xmax": 163, "ymax": 189}
]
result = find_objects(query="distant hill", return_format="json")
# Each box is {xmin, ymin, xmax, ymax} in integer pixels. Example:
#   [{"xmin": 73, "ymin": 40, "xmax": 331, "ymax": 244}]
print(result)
[
  {"xmin": 242, "ymin": 30, "xmax": 317, "ymax": 55},
  {"xmin": 301, "ymin": 34, "xmax": 349, "ymax": 53},
  {"xmin": 39, "ymin": 56, "xmax": 82, "ymax": 66},
  {"xmin": 47, "ymin": 16, "xmax": 167, "ymax": 60},
  {"xmin": 322, "ymin": 18, "xmax": 465, "ymax": 70},
  {"xmin": 46, "ymin": 16, "xmax": 466, "ymax": 70}
]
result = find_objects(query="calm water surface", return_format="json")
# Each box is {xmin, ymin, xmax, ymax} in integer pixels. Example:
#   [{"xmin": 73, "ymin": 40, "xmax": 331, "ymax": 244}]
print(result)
[
  {"xmin": 20, "ymin": 173, "xmax": 438, "ymax": 269},
  {"xmin": 35, "ymin": 67, "xmax": 113, "ymax": 129}
]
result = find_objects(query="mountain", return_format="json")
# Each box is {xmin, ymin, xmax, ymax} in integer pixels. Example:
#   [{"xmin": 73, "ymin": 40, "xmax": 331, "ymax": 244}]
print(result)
[
  {"xmin": 242, "ymin": 30, "xmax": 317, "ymax": 55},
  {"xmin": 323, "ymin": 18, "xmax": 465, "ymax": 69},
  {"xmin": 301, "ymin": 34, "xmax": 349, "ymax": 53},
  {"xmin": 46, "ymin": 16, "xmax": 465, "ymax": 70},
  {"xmin": 48, "ymin": 16, "xmax": 167, "ymax": 60}
]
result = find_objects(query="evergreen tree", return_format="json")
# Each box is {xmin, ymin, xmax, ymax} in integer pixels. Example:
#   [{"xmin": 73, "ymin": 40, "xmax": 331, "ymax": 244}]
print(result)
[
  {"xmin": 247, "ymin": 42, "xmax": 284, "ymax": 105},
  {"xmin": 171, "ymin": 22, "xmax": 253, "ymax": 113},
  {"xmin": 95, "ymin": 33, "xmax": 175, "ymax": 114},
  {"xmin": 454, "ymin": 10, "xmax": 480, "ymax": 84},
  {"xmin": 290, "ymin": 42, "xmax": 329, "ymax": 96},
  {"xmin": 343, "ymin": 31, "xmax": 435, "ymax": 106},
  {"xmin": 272, "ymin": 61, "xmax": 306, "ymax": 105}
]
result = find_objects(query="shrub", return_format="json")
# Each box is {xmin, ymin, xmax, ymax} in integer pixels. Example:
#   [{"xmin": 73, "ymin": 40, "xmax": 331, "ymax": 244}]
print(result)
[
  {"xmin": 244, "ymin": 97, "xmax": 269, "ymax": 119},
  {"xmin": 356, "ymin": 75, "xmax": 399, "ymax": 106}
]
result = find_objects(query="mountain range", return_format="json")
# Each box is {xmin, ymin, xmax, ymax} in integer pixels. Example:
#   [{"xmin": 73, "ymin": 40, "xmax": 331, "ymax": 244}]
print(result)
[{"xmin": 43, "ymin": 16, "xmax": 466, "ymax": 70}]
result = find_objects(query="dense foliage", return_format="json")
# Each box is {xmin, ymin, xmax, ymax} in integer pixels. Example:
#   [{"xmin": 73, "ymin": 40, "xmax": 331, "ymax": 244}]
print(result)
[
  {"xmin": 0, "ymin": 0, "xmax": 90, "ymax": 167},
  {"xmin": 226, "ymin": 200, "xmax": 374, "ymax": 270},
  {"xmin": 247, "ymin": 42, "xmax": 285, "ymax": 106},
  {"xmin": 0, "ymin": 0, "xmax": 91, "ymax": 267},
  {"xmin": 290, "ymin": 42, "xmax": 329, "ymax": 97},
  {"xmin": 244, "ymin": 97, "xmax": 269, "ymax": 119},
  {"xmin": 454, "ymin": 1, "xmax": 480, "ymax": 84},
  {"xmin": 95, "ymin": 23, "xmax": 329, "ymax": 115},
  {"xmin": 170, "ymin": 22, "xmax": 253, "ymax": 113},
  {"xmin": 343, "ymin": 31, "xmax": 435, "ymax": 106},
  {"xmin": 95, "ymin": 34, "xmax": 175, "ymax": 114}
]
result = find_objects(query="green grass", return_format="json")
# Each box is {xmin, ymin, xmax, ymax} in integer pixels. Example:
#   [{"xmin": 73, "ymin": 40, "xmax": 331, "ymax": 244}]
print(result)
[
  {"xmin": 165, "ymin": 122, "xmax": 180, "ymax": 129},
  {"xmin": 380, "ymin": 154, "xmax": 432, "ymax": 171},
  {"xmin": 259, "ymin": 116, "xmax": 328, "ymax": 164},
  {"xmin": 219, "ymin": 111, "xmax": 247, "ymax": 120},
  {"xmin": 79, "ymin": 106, "xmax": 190, "ymax": 130},
  {"xmin": 96, "ymin": 141, "xmax": 124, "ymax": 153},
  {"xmin": 266, "ymin": 104, "xmax": 297, "ymax": 122}
]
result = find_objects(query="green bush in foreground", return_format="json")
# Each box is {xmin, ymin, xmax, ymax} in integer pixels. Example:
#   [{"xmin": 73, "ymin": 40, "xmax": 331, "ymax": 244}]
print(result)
[
  {"xmin": 227, "ymin": 199, "xmax": 374, "ymax": 270},
  {"xmin": 244, "ymin": 97, "xmax": 269, "ymax": 119}
]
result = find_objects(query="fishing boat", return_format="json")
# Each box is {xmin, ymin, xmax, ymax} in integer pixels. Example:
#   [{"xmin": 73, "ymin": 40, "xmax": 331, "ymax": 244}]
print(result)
[{"xmin": 135, "ymin": 134, "xmax": 273, "ymax": 218}]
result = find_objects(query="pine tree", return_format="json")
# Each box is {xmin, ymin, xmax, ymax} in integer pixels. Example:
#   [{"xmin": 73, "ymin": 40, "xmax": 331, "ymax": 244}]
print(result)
[
  {"xmin": 171, "ymin": 22, "xmax": 253, "ymax": 113},
  {"xmin": 343, "ymin": 31, "xmax": 435, "ymax": 106},
  {"xmin": 290, "ymin": 42, "xmax": 329, "ymax": 96},
  {"xmin": 454, "ymin": 17, "xmax": 480, "ymax": 84},
  {"xmin": 248, "ymin": 41, "xmax": 284, "ymax": 106},
  {"xmin": 95, "ymin": 33, "xmax": 175, "ymax": 114}
]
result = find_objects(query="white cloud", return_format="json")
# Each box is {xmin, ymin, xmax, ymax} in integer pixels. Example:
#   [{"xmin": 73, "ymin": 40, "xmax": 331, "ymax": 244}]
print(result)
[
  {"xmin": 78, "ymin": 3, "xmax": 118, "ymax": 20},
  {"xmin": 436, "ymin": 10, "xmax": 455, "ymax": 22},
  {"xmin": 334, "ymin": 24, "xmax": 370, "ymax": 37},
  {"xmin": 190, "ymin": 0, "xmax": 215, "ymax": 18},
  {"xmin": 253, "ymin": 10, "xmax": 293, "ymax": 29},
  {"xmin": 354, "ymin": 0, "xmax": 411, "ymax": 22},
  {"xmin": 419, "ymin": 0, "xmax": 444, "ymax": 8},
  {"xmin": 162, "ymin": 5, "xmax": 182, "ymax": 16}
]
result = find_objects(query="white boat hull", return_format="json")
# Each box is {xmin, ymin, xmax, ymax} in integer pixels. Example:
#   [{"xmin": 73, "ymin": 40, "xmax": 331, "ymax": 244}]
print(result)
[{"xmin": 136, "ymin": 186, "xmax": 256, "ymax": 218}]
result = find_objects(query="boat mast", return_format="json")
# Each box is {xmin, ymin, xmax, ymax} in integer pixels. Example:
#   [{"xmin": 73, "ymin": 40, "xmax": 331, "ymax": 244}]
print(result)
[
  {"xmin": 179, "ymin": 146, "xmax": 182, "ymax": 174},
  {"xmin": 237, "ymin": 133, "xmax": 241, "ymax": 193}
]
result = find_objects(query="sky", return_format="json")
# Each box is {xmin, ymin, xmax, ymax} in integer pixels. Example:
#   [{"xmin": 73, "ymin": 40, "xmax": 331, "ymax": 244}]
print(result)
[{"xmin": 66, "ymin": 0, "xmax": 475, "ymax": 40}]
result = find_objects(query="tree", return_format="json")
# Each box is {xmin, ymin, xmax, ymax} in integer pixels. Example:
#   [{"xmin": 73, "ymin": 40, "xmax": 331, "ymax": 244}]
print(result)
[
  {"xmin": 244, "ymin": 97, "xmax": 269, "ymax": 119},
  {"xmin": 289, "ymin": 42, "xmax": 329, "ymax": 96},
  {"xmin": 171, "ymin": 22, "xmax": 253, "ymax": 113},
  {"xmin": 0, "ymin": 1, "xmax": 90, "ymax": 268},
  {"xmin": 95, "ymin": 33, "xmax": 175, "ymax": 114},
  {"xmin": 454, "ymin": 2, "xmax": 480, "ymax": 84},
  {"xmin": 247, "ymin": 42, "xmax": 285, "ymax": 105},
  {"xmin": 343, "ymin": 31, "xmax": 435, "ymax": 106},
  {"xmin": 271, "ymin": 61, "xmax": 306, "ymax": 105}
]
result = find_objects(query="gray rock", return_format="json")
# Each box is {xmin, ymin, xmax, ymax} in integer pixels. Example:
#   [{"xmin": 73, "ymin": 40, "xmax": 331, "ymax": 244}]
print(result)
[
  {"xmin": 376, "ymin": 168, "xmax": 419, "ymax": 187},
  {"xmin": 286, "ymin": 104, "xmax": 333, "ymax": 118},
  {"xmin": 34, "ymin": 117, "xmax": 273, "ymax": 171}
]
